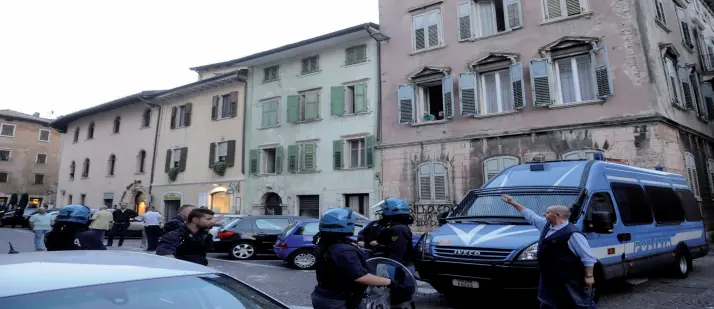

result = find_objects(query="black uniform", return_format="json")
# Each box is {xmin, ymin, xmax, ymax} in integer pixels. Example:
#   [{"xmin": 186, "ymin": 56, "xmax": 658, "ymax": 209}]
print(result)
[
  {"xmin": 74, "ymin": 231, "xmax": 107, "ymax": 250},
  {"xmin": 376, "ymin": 223, "xmax": 414, "ymax": 266},
  {"xmin": 161, "ymin": 215, "xmax": 186, "ymax": 235},
  {"xmin": 107, "ymin": 208, "xmax": 138, "ymax": 246},
  {"xmin": 156, "ymin": 225, "xmax": 214, "ymax": 266},
  {"xmin": 357, "ymin": 220, "xmax": 385, "ymax": 251},
  {"xmin": 312, "ymin": 242, "xmax": 370, "ymax": 309}
]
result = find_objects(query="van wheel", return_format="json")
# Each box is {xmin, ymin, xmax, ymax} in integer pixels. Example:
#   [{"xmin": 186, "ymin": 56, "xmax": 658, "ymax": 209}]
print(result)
[
  {"xmin": 290, "ymin": 249, "xmax": 317, "ymax": 269},
  {"xmin": 230, "ymin": 242, "xmax": 256, "ymax": 260},
  {"xmin": 671, "ymin": 249, "xmax": 692, "ymax": 278}
]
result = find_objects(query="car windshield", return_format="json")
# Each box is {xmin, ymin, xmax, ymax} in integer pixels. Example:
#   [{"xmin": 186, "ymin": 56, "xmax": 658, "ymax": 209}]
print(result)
[
  {"xmin": 451, "ymin": 187, "xmax": 582, "ymax": 220},
  {"xmin": 217, "ymin": 216, "xmax": 238, "ymax": 226},
  {"xmin": 1, "ymin": 273, "xmax": 287, "ymax": 309}
]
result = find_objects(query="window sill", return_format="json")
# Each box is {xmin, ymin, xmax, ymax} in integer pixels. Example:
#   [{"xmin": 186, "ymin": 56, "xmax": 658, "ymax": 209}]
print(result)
[
  {"xmin": 682, "ymin": 42, "xmax": 695, "ymax": 53},
  {"xmin": 299, "ymin": 70, "xmax": 322, "ymax": 77},
  {"xmin": 292, "ymin": 118, "xmax": 323, "ymax": 124},
  {"xmin": 340, "ymin": 111, "xmax": 372, "ymax": 117},
  {"xmin": 342, "ymin": 166, "xmax": 370, "ymax": 171},
  {"xmin": 460, "ymin": 27, "xmax": 522, "ymax": 43},
  {"xmin": 415, "ymin": 200, "xmax": 452, "ymax": 206},
  {"xmin": 81, "ymin": 177, "xmax": 88, "ymax": 180},
  {"xmin": 409, "ymin": 119, "xmax": 450, "ymax": 127},
  {"xmin": 672, "ymin": 103, "xmax": 689, "ymax": 111},
  {"xmin": 262, "ymin": 79, "xmax": 280, "ymax": 85},
  {"xmin": 548, "ymin": 99, "xmax": 605, "ymax": 109},
  {"xmin": 38, "ymin": 140, "xmax": 50, "ymax": 143},
  {"xmin": 342, "ymin": 60, "xmax": 370, "ymax": 68},
  {"xmin": 540, "ymin": 11, "xmax": 594, "ymax": 26},
  {"xmin": 212, "ymin": 116, "xmax": 236, "ymax": 122},
  {"xmin": 655, "ymin": 19, "xmax": 671, "ymax": 32},
  {"xmin": 134, "ymin": 172, "xmax": 146, "ymax": 175},
  {"xmin": 0, "ymin": 135, "xmax": 15, "ymax": 138},
  {"xmin": 410, "ymin": 44, "xmax": 447, "ymax": 56},
  {"xmin": 258, "ymin": 173, "xmax": 279, "ymax": 176},
  {"xmin": 472, "ymin": 110, "xmax": 519, "ymax": 119},
  {"xmin": 258, "ymin": 124, "xmax": 281, "ymax": 130},
  {"xmin": 140, "ymin": 126, "xmax": 151, "ymax": 130},
  {"xmin": 106, "ymin": 175, "xmax": 115, "ymax": 178},
  {"xmin": 697, "ymin": 116, "xmax": 710, "ymax": 123},
  {"xmin": 293, "ymin": 170, "xmax": 321, "ymax": 174}
]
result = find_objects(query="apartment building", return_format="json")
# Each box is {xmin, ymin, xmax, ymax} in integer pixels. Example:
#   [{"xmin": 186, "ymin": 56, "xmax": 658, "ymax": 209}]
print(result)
[
  {"xmin": 151, "ymin": 72, "xmax": 247, "ymax": 219},
  {"xmin": 0, "ymin": 110, "xmax": 60, "ymax": 206},
  {"xmin": 190, "ymin": 23, "xmax": 385, "ymax": 217},
  {"xmin": 50, "ymin": 92, "xmax": 161, "ymax": 213},
  {"xmin": 378, "ymin": 0, "xmax": 714, "ymax": 235}
]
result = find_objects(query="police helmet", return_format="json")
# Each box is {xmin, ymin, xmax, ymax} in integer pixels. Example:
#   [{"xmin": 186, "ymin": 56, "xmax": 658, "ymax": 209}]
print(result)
[
  {"xmin": 319, "ymin": 208, "xmax": 355, "ymax": 233},
  {"xmin": 381, "ymin": 198, "xmax": 410, "ymax": 216}
]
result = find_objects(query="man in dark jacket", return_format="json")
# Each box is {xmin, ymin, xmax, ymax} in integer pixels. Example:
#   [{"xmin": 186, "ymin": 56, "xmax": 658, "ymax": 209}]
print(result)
[
  {"xmin": 357, "ymin": 215, "xmax": 387, "ymax": 252},
  {"xmin": 161, "ymin": 204, "xmax": 196, "ymax": 235},
  {"xmin": 156, "ymin": 208, "xmax": 214, "ymax": 266},
  {"xmin": 106, "ymin": 203, "xmax": 138, "ymax": 247}
]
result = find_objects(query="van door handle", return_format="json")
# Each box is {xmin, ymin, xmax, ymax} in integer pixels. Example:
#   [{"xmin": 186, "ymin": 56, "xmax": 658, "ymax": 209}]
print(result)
[
  {"xmin": 256, "ymin": 232, "xmax": 266, "ymax": 236},
  {"xmin": 617, "ymin": 233, "xmax": 631, "ymax": 242}
]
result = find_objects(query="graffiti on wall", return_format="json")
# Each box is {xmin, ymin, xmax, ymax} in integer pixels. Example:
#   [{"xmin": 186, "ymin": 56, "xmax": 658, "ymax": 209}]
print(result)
[{"xmin": 409, "ymin": 203, "xmax": 455, "ymax": 227}]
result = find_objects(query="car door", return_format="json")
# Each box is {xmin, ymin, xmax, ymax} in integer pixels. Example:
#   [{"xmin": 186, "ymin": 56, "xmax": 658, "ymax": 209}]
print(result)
[
  {"xmin": 581, "ymin": 191, "xmax": 625, "ymax": 279},
  {"xmin": 254, "ymin": 218, "xmax": 291, "ymax": 252}
]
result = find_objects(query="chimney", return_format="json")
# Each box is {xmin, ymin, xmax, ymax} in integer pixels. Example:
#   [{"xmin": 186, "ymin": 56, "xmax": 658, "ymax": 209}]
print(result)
[{"xmin": 32, "ymin": 112, "xmax": 40, "ymax": 117}]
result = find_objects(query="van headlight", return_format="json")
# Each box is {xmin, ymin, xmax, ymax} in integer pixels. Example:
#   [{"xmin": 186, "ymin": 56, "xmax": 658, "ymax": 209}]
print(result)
[{"xmin": 517, "ymin": 243, "xmax": 538, "ymax": 261}]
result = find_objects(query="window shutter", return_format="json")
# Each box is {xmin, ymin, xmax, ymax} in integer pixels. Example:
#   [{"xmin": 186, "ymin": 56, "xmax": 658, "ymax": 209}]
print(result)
[
  {"xmin": 179, "ymin": 147, "xmax": 188, "ymax": 172},
  {"xmin": 441, "ymin": 75, "xmax": 455, "ymax": 118},
  {"xmin": 170, "ymin": 106, "xmax": 177, "ymax": 129},
  {"xmin": 427, "ymin": 11, "xmax": 441, "ymax": 48},
  {"xmin": 304, "ymin": 93, "xmax": 320, "ymax": 120},
  {"xmin": 459, "ymin": 72, "xmax": 478, "ymax": 115},
  {"xmin": 708, "ymin": 159, "xmax": 714, "ymax": 194},
  {"xmin": 458, "ymin": 2, "xmax": 472, "ymax": 40},
  {"xmin": 530, "ymin": 59, "xmax": 553, "ymax": 106},
  {"xmin": 331, "ymin": 86, "xmax": 345, "ymax": 116},
  {"xmin": 208, "ymin": 142, "xmax": 215, "ymax": 168},
  {"xmin": 546, "ymin": 0, "xmax": 563, "ymax": 19},
  {"xmin": 690, "ymin": 74, "xmax": 703, "ymax": 117},
  {"xmin": 287, "ymin": 145, "xmax": 298, "ymax": 173},
  {"xmin": 655, "ymin": 0, "xmax": 666, "ymax": 23},
  {"xmin": 419, "ymin": 165, "xmax": 432, "ymax": 200},
  {"xmin": 365, "ymin": 135, "xmax": 375, "ymax": 168},
  {"xmin": 230, "ymin": 91, "xmax": 239, "ymax": 117},
  {"xmin": 275, "ymin": 146, "xmax": 284, "ymax": 174},
  {"xmin": 665, "ymin": 58, "xmax": 680, "ymax": 105},
  {"xmin": 184, "ymin": 103, "xmax": 192, "ymax": 127},
  {"xmin": 413, "ymin": 14, "xmax": 426, "ymax": 50},
  {"xmin": 565, "ymin": 0, "xmax": 581, "ymax": 16},
  {"xmin": 165, "ymin": 149, "xmax": 172, "ymax": 173},
  {"xmin": 397, "ymin": 84, "xmax": 415, "ymax": 123},
  {"xmin": 509, "ymin": 62, "xmax": 526, "ymax": 109},
  {"xmin": 287, "ymin": 95, "xmax": 300, "ymax": 123},
  {"xmin": 211, "ymin": 96, "xmax": 219, "ymax": 120},
  {"xmin": 678, "ymin": 67, "xmax": 695, "ymax": 110},
  {"xmin": 333, "ymin": 140, "xmax": 344, "ymax": 170},
  {"xmin": 249, "ymin": 149, "xmax": 259, "ymax": 175},
  {"xmin": 226, "ymin": 140, "xmax": 236, "ymax": 167},
  {"xmin": 354, "ymin": 84, "xmax": 367, "ymax": 112},
  {"xmin": 677, "ymin": 8, "xmax": 693, "ymax": 47},
  {"xmin": 505, "ymin": 0, "xmax": 523, "ymax": 29},
  {"xmin": 590, "ymin": 45, "xmax": 614, "ymax": 98},
  {"xmin": 303, "ymin": 143, "xmax": 316, "ymax": 171},
  {"xmin": 701, "ymin": 82, "xmax": 714, "ymax": 120}
]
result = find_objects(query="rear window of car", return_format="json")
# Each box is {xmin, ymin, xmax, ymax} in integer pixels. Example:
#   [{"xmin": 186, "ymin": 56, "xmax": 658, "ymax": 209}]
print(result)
[
  {"xmin": 1, "ymin": 273, "xmax": 287, "ymax": 309},
  {"xmin": 280, "ymin": 222, "xmax": 298, "ymax": 236},
  {"xmin": 255, "ymin": 218, "xmax": 290, "ymax": 231},
  {"xmin": 676, "ymin": 189, "xmax": 703, "ymax": 222}
]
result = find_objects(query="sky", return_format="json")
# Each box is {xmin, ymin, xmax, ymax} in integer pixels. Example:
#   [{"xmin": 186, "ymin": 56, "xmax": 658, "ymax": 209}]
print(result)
[{"xmin": 0, "ymin": 0, "xmax": 378, "ymax": 119}]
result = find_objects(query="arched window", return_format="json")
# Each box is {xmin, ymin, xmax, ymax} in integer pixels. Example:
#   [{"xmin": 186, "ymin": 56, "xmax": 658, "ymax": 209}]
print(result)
[
  {"xmin": 137, "ymin": 150, "xmax": 147, "ymax": 173},
  {"xmin": 142, "ymin": 108, "xmax": 152, "ymax": 128},
  {"xmin": 211, "ymin": 191, "xmax": 230, "ymax": 213},
  {"xmin": 107, "ymin": 155, "xmax": 116, "ymax": 176},
  {"xmin": 87, "ymin": 122, "xmax": 95, "ymax": 139},
  {"xmin": 113, "ymin": 116, "xmax": 121, "ymax": 134},
  {"xmin": 483, "ymin": 155, "xmax": 520, "ymax": 182},
  {"xmin": 684, "ymin": 152, "xmax": 700, "ymax": 198},
  {"xmin": 82, "ymin": 158, "xmax": 90, "ymax": 178},
  {"xmin": 561, "ymin": 149, "xmax": 601, "ymax": 160},
  {"xmin": 73, "ymin": 127, "xmax": 80, "ymax": 143},
  {"xmin": 417, "ymin": 161, "xmax": 449, "ymax": 202},
  {"xmin": 69, "ymin": 161, "xmax": 76, "ymax": 179}
]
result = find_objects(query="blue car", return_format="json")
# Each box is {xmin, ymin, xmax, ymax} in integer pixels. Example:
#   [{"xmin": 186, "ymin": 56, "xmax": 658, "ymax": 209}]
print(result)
[{"xmin": 414, "ymin": 155, "xmax": 709, "ymax": 302}]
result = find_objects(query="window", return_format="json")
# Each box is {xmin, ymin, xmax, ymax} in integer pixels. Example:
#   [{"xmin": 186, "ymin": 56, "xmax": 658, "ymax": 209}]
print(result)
[
  {"xmin": 347, "ymin": 139, "xmax": 366, "ymax": 168},
  {"xmin": 210, "ymin": 191, "xmax": 230, "ymax": 214},
  {"xmin": 87, "ymin": 122, "xmax": 95, "ymax": 139},
  {"xmin": 210, "ymin": 140, "xmax": 235, "ymax": 168},
  {"xmin": 418, "ymin": 161, "xmax": 449, "ymax": 201},
  {"xmin": 483, "ymin": 155, "xmax": 519, "ymax": 182},
  {"xmin": 676, "ymin": 189, "xmax": 703, "ymax": 221},
  {"xmin": 34, "ymin": 174, "xmax": 44, "ymax": 185},
  {"xmin": 586, "ymin": 192, "xmax": 617, "ymax": 223},
  {"xmin": 287, "ymin": 91, "xmax": 320, "ymax": 122},
  {"xmin": 654, "ymin": 0, "xmax": 666, "ymax": 25},
  {"xmin": 561, "ymin": 149, "xmax": 600, "ymax": 160},
  {"xmin": 113, "ymin": 116, "xmax": 121, "ymax": 134},
  {"xmin": 412, "ymin": 9, "xmax": 443, "ymax": 51},
  {"xmin": 345, "ymin": 45, "xmax": 367, "ymax": 65},
  {"xmin": 542, "ymin": 0, "xmax": 587, "ymax": 21},
  {"xmin": 263, "ymin": 65, "xmax": 279, "ymax": 82},
  {"xmin": 137, "ymin": 150, "xmax": 146, "ymax": 173},
  {"xmin": 172, "ymin": 149, "xmax": 182, "ymax": 168},
  {"xmin": 36, "ymin": 153, "xmax": 47, "ymax": 164},
  {"xmin": 165, "ymin": 148, "xmax": 188, "ymax": 173},
  {"xmin": 301, "ymin": 56, "xmax": 320, "ymax": 74},
  {"xmin": 0, "ymin": 172, "xmax": 7, "ymax": 183},
  {"xmin": 142, "ymin": 108, "xmax": 152, "ymax": 128},
  {"xmin": 255, "ymin": 218, "xmax": 290, "ymax": 231},
  {"xmin": 684, "ymin": 152, "xmax": 701, "ymax": 198},
  {"xmin": 285, "ymin": 143, "xmax": 317, "ymax": 173},
  {"xmin": 707, "ymin": 159, "xmax": 714, "ymax": 196},
  {"xmin": 676, "ymin": 7, "xmax": 694, "ymax": 49},
  {"xmin": 80, "ymin": 194, "xmax": 86, "ymax": 206},
  {"xmin": 664, "ymin": 56, "xmax": 683, "ymax": 106},
  {"xmin": 0, "ymin": 150, "xmax": 9, "ymax": 162},
  {"xmin": 262, "ymin": 148, "xmax": 277, "ymax": 174},
  {"xmin": 69, "ymin": 161, "xmax": 75, "ymax": 179},
  {"xmin": 107, "ymin": 155, "xmax": 116, "ymax": 176},
  {"xmin": 701, "ymin": 82, "xmax": 714, "ymax": 120},
  {"xmin": 82, "ymin": 158, "xmax": 90, "ymax": 178},
  {"xmin": 458, "ymin": 0, "xmax": 522, "ymax": 41},
  {"xmin": 644, "ymin": 185, "xmax": 685, "ymax": 224},
  {"xmin": 610, "ymin": 182, "xmax": 654, "ymax": 225},
  {"xmin": 215, "ymin": 142, "xmax": 228, "ymax": 163},
  {"xmin": 689, "ymin": 70, "xmax": 704, "ymax": 116},
  {"xmin": 331, "ymin": 84, "xmax": 368, "ymax": 116},
  {"xmin": 212, "ymin": 92, "xmax": 238, "ymax": 120},
  {"xmin": 171, "ymin": 103, "xmax": 192, "ymax": 129},
  {"xmin": 261, "ymin": 99, "xmax": 279, "ymax": 128},
  {"xmin": 0, "ymin": 124, "xmax": 15, "ymax": 137},
  {"xmin": 296, "ymin": 222, "xmax": 320, "ymax": 236},
  {"xmin": 298, "ymin": 195, "xmax": 320, "ymax": 218},
  {"xmin": 38, "ymin": 129, "xmax": 50, "ymax": 142},
  {"xmin": 73, "ymin": 127, "xmax": 79, "ymax": 143},
  {"xmin": 249, "ymin": 146, "xmax": 282, "ymax": 175},
  {"xmin": 68, "ymin": 194, "xmax": 73, "ymax": 205},
  {"xmin": 345, "ymin": 194, "xmax": 369, "ymax": 214}
]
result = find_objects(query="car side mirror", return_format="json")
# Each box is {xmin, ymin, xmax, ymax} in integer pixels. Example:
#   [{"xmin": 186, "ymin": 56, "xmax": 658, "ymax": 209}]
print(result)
[
  {"xmin": 586, "ymin": 211, "xmax": 614, "ymax": 234},
  {"xmin": 437, "ymin": 211, "xmax": 450, "ymax": 226}
]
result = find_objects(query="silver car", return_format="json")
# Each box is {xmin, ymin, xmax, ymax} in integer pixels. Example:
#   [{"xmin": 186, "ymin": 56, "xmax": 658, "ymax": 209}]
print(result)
[{"xmin": 0, "ymin": 250, "xmax": 291, "ymax": 309}]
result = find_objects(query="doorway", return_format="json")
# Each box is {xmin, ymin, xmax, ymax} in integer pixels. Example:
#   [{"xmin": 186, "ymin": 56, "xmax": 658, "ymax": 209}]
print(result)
[
  {"xmin": 211, "ymin": 191, "xmax": 230, "ymax": 214},
  {"xmin": 135, "ymin": 192, "xmax": 147, "ymax": 215},
  {"xmin": 263, "ymin": 193, "xmax": 282, "ymax": 215},
  {"xmin": 344, "ymin": 194, "xmax": 369, "ymax": 215}
]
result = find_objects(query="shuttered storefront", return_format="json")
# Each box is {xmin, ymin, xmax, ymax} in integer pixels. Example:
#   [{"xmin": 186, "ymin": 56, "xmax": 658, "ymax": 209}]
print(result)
[{"xmin": 298, "ymin": 195, "xmax": 320, "ymax": 218}]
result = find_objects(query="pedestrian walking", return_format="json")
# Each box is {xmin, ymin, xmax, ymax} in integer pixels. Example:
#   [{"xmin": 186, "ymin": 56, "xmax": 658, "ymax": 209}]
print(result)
[
  {"xmin": 501, "ymin": 194, "xmax": 597, "ymax": 309},
  {"xmin": 89, "ymin": 205, "xmax": 113, "ymax": 241},
  {"xmin": 161, "ymin": 204, "xmax": 196, "ymax": 235},
  {"xmin": 156, "ymin": 208, "xmax": 214, "ymax": 265},
  {"xmin": 106, "ymin": 203, "xmax": 138, "ymax": 247},
  {"xmin": 137, "ymin": 206, "xmax": 162, "ymax": 251},
  {"xmin": 28, "ymin": 207, "xmax": 52, "ymax": 251}
]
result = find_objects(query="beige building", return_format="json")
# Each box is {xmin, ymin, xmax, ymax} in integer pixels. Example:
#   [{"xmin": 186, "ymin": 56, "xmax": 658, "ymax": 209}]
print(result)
[
  {"xmin": 151, "ymin": 71, "xmax": 247, "ymax": 218},
  {"xmin": 0, "ymin": 110, "xmax": 61, "ymax": 206},
  {"xmin": 50, "ymin": 91, "xmax": 162, "ymax": 214}
]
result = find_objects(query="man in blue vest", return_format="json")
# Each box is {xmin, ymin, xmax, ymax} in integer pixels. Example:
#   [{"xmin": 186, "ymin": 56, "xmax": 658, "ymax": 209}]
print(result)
[{"xmin": 502, "ymin": 194, "xmax": 597, "ymax": 309}]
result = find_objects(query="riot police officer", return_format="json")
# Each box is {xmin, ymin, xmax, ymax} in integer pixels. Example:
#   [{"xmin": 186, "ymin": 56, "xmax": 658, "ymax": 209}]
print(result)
[
  {"xmin": 375, "ymin": 198, "xmax": 415, "ymax": 271},
  {"xmin": 357, "ymin": 212, "xmax": 387, "ymax": 254},
  {"xmin": 312, "ymin": 208, "xmax": 399, "ymax": 309}
]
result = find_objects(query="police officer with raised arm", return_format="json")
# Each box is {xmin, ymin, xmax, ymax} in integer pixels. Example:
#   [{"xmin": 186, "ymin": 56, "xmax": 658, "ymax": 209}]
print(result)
[
  {"xmin": 501, "ymin": 194, "xmax": 597, "ymax": 309},
  {"xmin": 357, "ymin": 212, "xmax": 387, "ymax": 253}
]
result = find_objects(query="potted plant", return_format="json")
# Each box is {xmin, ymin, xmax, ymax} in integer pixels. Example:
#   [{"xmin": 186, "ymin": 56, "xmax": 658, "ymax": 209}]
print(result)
[
  {"xmin": 168, "ymin": 167, "xmax": 180, "ymax": 182},
  {"xmin": 8, "ymin": 193, "xmax": 18, "ymax": 206},
  {"xmin": 18, "ymin": 193, "xmax": 29, "ymax": 209},
  {"xmin": 212, "ymin": 161, "xmax": 227, "ymax": 176}
]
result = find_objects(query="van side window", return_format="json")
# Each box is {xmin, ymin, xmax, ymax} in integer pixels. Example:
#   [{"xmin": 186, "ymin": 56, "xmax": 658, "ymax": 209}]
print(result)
[
  {"xmin": 675, "ymin": 189, "xmax": 703, "ymax": 222},
  {"xmin": 610, "ymin": 182, "xmax": 654, "ymax": 225},
  {"xmin": 644, "ymin": 186, "xmax": 685, "ymax": 224},
  {"xmin": 587, "ymin": 192, "xmax": 616, "ymax": 223}
]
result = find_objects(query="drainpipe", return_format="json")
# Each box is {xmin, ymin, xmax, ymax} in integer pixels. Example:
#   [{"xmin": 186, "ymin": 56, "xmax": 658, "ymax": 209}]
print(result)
[
  {"xmin": 136, "ymin": 94, "xmax": 162, "ymax": 204},
  {"xmin": 365, "ymin": 26, "xmax": 389, "ymax": 215}
]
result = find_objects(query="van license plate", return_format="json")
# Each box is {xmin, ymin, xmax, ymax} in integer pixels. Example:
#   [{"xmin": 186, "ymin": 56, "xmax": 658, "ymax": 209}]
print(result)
[{"xmin": 452, "ymin": 279, "xmax": 479, "ymax": 288}]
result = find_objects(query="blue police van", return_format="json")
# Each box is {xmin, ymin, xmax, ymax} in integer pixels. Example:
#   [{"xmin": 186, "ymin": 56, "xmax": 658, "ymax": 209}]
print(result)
[{"xmin": 414, "ymin": 156, "xmax": 709, "ymax": 301}]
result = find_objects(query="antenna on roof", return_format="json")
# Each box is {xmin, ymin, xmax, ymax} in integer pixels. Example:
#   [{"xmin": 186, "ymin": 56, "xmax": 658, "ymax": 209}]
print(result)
[{"xmin": 8, "ymin": 242, "xmax": 18, "ymax": 254}]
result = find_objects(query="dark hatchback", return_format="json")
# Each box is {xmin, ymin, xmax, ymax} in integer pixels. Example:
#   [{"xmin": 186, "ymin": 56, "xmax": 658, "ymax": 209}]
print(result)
[{"xmin": 213, "ymin": 215, "xmax": 308, "ymax": 260}]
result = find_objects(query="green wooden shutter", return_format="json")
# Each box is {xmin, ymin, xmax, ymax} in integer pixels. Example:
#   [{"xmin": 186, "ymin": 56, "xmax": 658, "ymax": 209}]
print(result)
[
  {"xmin": 179, "ymin": 147, "xmax": 188, "ymax": 172},
  {"xmin": 354, "ymin": 84, "xmax": 367, "ymax": 112},
  {"xmin": 275, "ymin": 146, "xmax": 284, "ymax": 174},
  {"xmin": 287, "ymin": 145, "xmax": 298, "ymax": 173},
  {"xmin": 249, "ymin": 149, "xmax": 259, "ymax": 175},
  {"xmin": 333, "ymin": 140, "xmax": 344, "ymax": 170},
  {"xmin": 365, "ymin": 135, "xmax": 375, "ymax": 168},
  {"xmin": 331, "ymin": 86, "xmax": 345, "ymax": 116},
  {"xmin": 303, "ymin": 143, "xmax": 317, "ymax": 171},
  {"xmin": 287, "ymin": 95, "xmax": 300, "ymax": 123},
  {"xmin": 165, "ymin": 149, "xmax": 172, "ymax": 172},
  {"xmin": 304, "ymin": 93, "xmax": 319, "ymax": 120}
]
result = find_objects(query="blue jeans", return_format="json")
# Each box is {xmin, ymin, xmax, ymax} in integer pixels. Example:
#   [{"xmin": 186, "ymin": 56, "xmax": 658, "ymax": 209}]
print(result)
[{"xmin": 34, "ymin": 230, "xmax": 48, "ymax": 250}]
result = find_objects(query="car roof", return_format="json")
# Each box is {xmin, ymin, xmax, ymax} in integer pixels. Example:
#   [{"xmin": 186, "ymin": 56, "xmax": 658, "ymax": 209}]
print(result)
[{"xmin": 0, "ymin": 250, "xmax": 216, "ymax": 298}]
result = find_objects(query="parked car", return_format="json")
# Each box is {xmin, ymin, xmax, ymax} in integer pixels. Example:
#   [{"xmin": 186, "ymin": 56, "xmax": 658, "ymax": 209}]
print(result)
[
  {"xmin": 213, "ymin": 215, "xmax": 307, "ymax": 260},
  {"xmin": 0, "ymin": 207, "xmax": 40, "ymax": 228},
  {"xmin": 210, "ymin": 214, "xmax": 242, "ymax": 239},
  {"xmin": 0, "ymin": 250, "xmax": 291, "ymax": 309}
]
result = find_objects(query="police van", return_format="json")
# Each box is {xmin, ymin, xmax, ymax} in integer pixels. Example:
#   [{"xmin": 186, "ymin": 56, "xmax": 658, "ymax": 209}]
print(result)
[{"xmin": 414, "ymin": 155, "xmax": 709, "ymax": 301}]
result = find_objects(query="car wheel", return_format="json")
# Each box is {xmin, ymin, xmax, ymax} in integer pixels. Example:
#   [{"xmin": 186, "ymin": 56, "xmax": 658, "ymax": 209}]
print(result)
[
  {"xmin": 671, "ymin": 249, "xmax": 692, "ymax": 279},
  {"xmin": 290, "ymin": 249, "xmax": 317, "ymax": 270},
  {"xmin": 230, "ymin": 242, "xmax": 256, "ymax": 260}
]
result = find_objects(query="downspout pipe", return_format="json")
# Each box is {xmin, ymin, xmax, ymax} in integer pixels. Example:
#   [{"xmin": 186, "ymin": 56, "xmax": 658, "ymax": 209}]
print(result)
[{"xmin": 136, "ymin": 94, "xmax": 161, "ymax": 204}]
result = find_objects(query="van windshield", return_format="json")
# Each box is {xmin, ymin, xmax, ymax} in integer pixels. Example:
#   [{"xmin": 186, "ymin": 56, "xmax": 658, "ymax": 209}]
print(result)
[{"xmin": 451, "ymin": 187, "xmax": 582, "ymax": 220}]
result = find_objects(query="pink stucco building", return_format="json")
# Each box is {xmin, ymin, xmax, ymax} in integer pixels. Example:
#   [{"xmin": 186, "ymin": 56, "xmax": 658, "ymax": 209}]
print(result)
[{"xmin": 378, "ymin": 0, "xmax": 714, "ymax": 236}]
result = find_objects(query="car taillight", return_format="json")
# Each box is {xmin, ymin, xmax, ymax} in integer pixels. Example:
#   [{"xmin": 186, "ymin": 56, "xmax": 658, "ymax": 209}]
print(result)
[
  {"xmin": 217, "ymin": 231, "xmax": 236, "ymax": 239},
  {"xmin": 279, "ymin": 242, "xmax": 287, "ymax": 248}
]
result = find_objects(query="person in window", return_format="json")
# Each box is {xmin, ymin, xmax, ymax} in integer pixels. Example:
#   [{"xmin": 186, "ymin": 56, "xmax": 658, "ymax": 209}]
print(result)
[
  {"xmin": 422, "ymin": 111, "xmax": 435, "ymax": 121},
  {"xmin": 501, "ymin": 194, "xmax": 597, "ymax": 309},
  {"xmin": 437, "ymin": 111, "xmax": 444, "ymax": 120},
  {"xmin": 156, "ymin": 208, "xmax": 215, "ymax": 266}
]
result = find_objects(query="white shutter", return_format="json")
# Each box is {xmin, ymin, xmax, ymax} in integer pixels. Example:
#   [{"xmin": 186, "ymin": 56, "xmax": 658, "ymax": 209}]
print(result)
[
  {"xmin": 459, "ymin": 72, "xmax": 478, "ymax": 115},
  {"xmin": 413, "ymin": 14, "xmax": 426, "ymax": 50},
  {"xmin": 418, "ymin": 164, "xmax": 432, "ymax": 200},
  {"xmin": 545, "ymin": 0, "xmax": 563, "ymax": 19},
  {"xmin": 458, "ymin": 2, "xmax": 472, "ymax": 40},
  {"xmin": 398, "ymin": 84, "xmax": 415, "ymax": 124},
  {"xmin": 505, "ymin": 0, "xmax": 523, "ymax": 29},
  {"xmin": 426, "ymin": 10, "xmax": 441, "ymax": 48},
  {"xmin": 433, "ymin": 163, "xmax": 447, "ymax": 200},
  {"xmin": 442, "ymin": 75, "xmax": 455, "ymax": 118}
]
